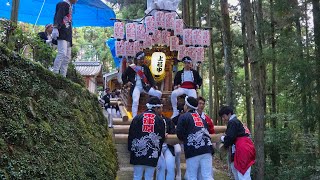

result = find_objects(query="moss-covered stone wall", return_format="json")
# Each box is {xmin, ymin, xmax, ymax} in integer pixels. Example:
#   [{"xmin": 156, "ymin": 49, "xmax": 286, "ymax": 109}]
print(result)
[{"xmin": 0, "ymin": 44, "xmax": 118, "ymax": 179}]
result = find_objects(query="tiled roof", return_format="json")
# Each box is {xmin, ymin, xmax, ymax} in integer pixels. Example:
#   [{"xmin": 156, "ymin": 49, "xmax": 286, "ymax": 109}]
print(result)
[{"xmin": 73, "ymin": 61, "xmax": 102, "ymax": 76}]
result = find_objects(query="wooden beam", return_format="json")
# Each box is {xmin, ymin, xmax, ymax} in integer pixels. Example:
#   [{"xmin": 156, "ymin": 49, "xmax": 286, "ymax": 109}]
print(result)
[
  {"xmin": 113, "ymin": 125, "xmax": 226, "ymax": 134},
  {"xmin": 114, "ymin": 133, "xmax": 225, "ymax": 144}
]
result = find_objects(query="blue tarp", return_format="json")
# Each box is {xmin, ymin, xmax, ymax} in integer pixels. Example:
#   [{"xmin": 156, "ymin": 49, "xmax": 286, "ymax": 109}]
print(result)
[
  {"xmin": 0, "ymin": 0, "xmax": 115, "ymax": 27},
  {"xmin": 106, "ymin": 38, "xmax": 121, "ymax": 68}
]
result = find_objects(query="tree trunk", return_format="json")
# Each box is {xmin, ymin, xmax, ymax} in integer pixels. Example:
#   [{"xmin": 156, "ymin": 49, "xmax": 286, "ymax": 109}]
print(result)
[
  {"xmin": 311, "ymin": 0, "xmax": 320, "ymax": 153},
  {"xmin": 191, "ymin": 0, "xmax": 196, "ymax": 26},
  {"xmin": 208, "ymin": 4, "xmax": 214, "ymax": 119},
  {"xmin": 241, "ymin": 0, "xmax": 265, "ymax": 178},
  {"xmin": 240, "ymin": 0, "xmax": 252, "ymax": 131},
  {"xmin": 220, "ymin": 0, "xmax": 235, "ymax": 110},
  {"xmin": 183, "ymin": 0, "xmax": 191, "ymax": 26},
  {"xmin": 10, "ymin": 0, "xmax": 20, "ymax": 23},
  {"xmin": 292, "ymin": 0, "xmax": 308, "ymax": 133},
  {"xmin": 269, "ymin": 0, "xmax": 281, "ymax": 171}
]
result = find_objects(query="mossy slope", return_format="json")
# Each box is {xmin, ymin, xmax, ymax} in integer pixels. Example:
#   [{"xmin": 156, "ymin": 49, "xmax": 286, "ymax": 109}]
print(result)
[{"xmin": 0, "ymin": 44, "xmax": 118, "ymax": 179}]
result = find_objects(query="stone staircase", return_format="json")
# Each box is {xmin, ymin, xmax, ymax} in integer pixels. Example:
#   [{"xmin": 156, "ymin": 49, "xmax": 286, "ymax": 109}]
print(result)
[{"xmin": 105, "ymin": 111, "xmax": 229, "ymax": 180}]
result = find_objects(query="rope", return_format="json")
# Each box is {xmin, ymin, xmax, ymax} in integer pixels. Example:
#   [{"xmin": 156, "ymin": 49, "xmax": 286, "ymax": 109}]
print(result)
[
  {"xmin": 33, "ymin": 0, "xmax": 46, "ymax": 30},
  {"xmin": 22, "ymin": 0, "xmax": 46, "ymax": 54}
]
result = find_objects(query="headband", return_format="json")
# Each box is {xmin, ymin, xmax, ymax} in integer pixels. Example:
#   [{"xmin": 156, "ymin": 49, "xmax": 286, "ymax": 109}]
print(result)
[
  {"xmin": 146, "ymin": 103, "xmax": 163, "ymax": 109},
  {"xmin": 137, "ymin": 52, "xmax": 145, "ymax": 60},
  {"xmin": 185, "ymin": 96, "xmax": 198, "ymax": 109}
]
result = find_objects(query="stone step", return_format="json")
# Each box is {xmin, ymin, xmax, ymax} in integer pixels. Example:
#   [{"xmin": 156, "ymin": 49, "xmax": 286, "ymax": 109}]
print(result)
[
  {"xmin": 116, "ymin": 162, "xmax": 228, "ymax": 180},
  {"xmin": 113, "ymin": 118, "xmax": 132, "ymax": 125}
]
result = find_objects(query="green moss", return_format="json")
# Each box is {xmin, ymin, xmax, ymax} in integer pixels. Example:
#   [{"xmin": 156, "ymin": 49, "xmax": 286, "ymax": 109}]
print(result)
[{"xmin": 0, "ymin": 43, "xmax": 118, "ymax": 179}]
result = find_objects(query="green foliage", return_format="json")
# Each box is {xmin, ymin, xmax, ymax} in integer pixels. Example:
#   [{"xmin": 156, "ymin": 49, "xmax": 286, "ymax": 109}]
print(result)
[
  {"xmin": 0, "ymin": 44, "xmax": 118, "ymax": 179},
  {"xmin": 265, "ymin": 124, "xmax": 319, "ymax": 179}
]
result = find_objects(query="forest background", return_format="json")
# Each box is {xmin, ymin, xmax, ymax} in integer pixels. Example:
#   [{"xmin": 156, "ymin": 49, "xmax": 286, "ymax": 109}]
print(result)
[{"xmin": 1, "ymin": 0, "xmax": 319, "ymax": 179}]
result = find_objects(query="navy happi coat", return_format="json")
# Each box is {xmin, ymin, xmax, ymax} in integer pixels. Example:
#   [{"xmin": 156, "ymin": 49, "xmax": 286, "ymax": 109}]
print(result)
[{"xmin": 128, "ymin": 109, "xmax": 166, "ymax": 167}]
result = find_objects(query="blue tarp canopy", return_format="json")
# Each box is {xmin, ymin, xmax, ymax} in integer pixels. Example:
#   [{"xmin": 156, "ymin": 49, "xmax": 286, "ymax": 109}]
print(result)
[
  {"xmin": 106, "ymin": 38, "xmax": 121, "ymax": 68},
  {"xmin": 0, "ymin": 0, "xmax": 115, "ymax": 27}
]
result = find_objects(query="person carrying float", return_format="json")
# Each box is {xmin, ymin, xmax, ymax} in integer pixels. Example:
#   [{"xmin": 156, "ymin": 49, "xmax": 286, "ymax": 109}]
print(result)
[
  {"xmin": 219, "ymin": 106, "xmax": 256, "ymax": 180},
  {"xmin": 156, "ymin": 110, "xmax": 177, "ymax": 180},
  {"xmin": 122, "ymin": 51, "xmax": 162, "ymax": 118},
  {"xmin": 176, "ymin": 96, "xmax": 214, "ymax": 180},
  {"xmin": 128, "ymin": 97, "xmax": 166, "ymax": 180},
  {"xmin": 171, "ymin": 56, "xmax": 202, "ymax": 118}
]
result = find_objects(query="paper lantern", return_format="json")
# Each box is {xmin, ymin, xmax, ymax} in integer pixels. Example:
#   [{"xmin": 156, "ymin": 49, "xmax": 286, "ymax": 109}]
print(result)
[
  {"xmin": 134, "ymin": 41, "xmax": 143, "ymax": 54},
  {"xmin": 174, "ymin": 19, "xmax": 184, "ymax": 37},
  {"xmin": 188, "ymin": 47, "xmax": 197, "ymax": 61},
  {"xmin": 170, "ymin": 36, "xmax": 179, "ymax": 51},
  {"xmin": 153, "ymin": 30, "xmax": 162, "ymax": 45},
  {"xmin": 125, "ymin": 41, "xmax": 135, "ymax": 57},
  {"xmin": 201, "ymin": 30, "xmax": 211, "ymax": 47},
  {"xmin": 192, "ymin": 29, "xmax": 202, "ymax": 46},
  {"xmin": 196, "ymin": 47, "xmax": 205, "ymax": 62},
  {"xmin": 165, "ymin": 12, "xmax": 175, "ymax": 31},
  {"xmin": 145, "ymin": 16, "xmax": 155, "ymax": 35},
  {"xmin": 161, "ymin": 30, "xmax": 171, "ymax": 46},
  {"xmin": 126, "ymin": 23, "xmax": 136, "ymax": 41},
  {"xmin": 136, "ymin": 23, "xmax": 146, "ymax": 42},
  {"xmin": 183, "ymin": 29, "xmax": 193, "ymax": 46},
  {"xmin": 178, "ymin": 45, "xmax": 187, "ymax": 60},
  {"xmin": 150, "ymin": 52, "xmax": 166, "ymax": 76},
  {"xmin": 155, "ymin": 11, "xmax": 165, "ymax": 30},
  {"xmin": 115, "ymin": 40, "xmax": 125, "ymax": 57},
  {"xmin": 114, "ymin": 22, "xmax": 124, "ymax": 40},
  {"xmin": 144, "ymin": 34, "xmax": 153, "ymax": 49}
]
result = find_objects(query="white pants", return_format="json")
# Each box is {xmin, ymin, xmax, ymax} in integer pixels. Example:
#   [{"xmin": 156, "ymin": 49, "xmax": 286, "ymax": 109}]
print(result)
[
  {"xmin": 156, "ymin": 144, "xmax": 175, "ymax": 180},
  {"xmin": 170, "ymin": 88, "xmax": 197, "ymax": 117},
  {"xmin": 174, "ymin": 144, "xmax": 182, "ymax": 179},
  {"xmin": 186, "ymin": 153, "xmax": 213, "ymax": 180},
  {"xmin": 53, "ymin": 40, "xmax": 71, "ymax": 77},
  {"xmin": 132, "ymin": 85, "xmax": 162, "ymax": 117},
  {"xmin": 231, "ymin": 162, "xmax": 251, "ymax": 180},
  {"xmin": 133, "ymin": 165, "xmax": 155, "ymax": 180}
]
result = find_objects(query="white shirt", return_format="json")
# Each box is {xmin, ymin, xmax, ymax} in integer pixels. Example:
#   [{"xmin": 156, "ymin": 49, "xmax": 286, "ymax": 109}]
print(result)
[
  {"xmin": 135, "ymin": 66, "xmax": 143, "ymax": 88},
  {"xmin": 183, "ymin": 70, "xmax": 193, "ymax": 82}
]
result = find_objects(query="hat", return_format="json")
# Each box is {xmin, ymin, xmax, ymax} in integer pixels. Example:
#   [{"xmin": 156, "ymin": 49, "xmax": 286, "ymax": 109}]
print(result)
[
  {"xmin": 136, "ymin": 51, "xmax": 145, "ymax": 60},
  {"xmin": 182, "ymin": 56, "xmax": 192, "ymax": 63},
  {"xmin": 146, "ymin": 97, "xmax": 163, "ymax": 109},
  {"xmin": 185, "ymin": 96, "xmax": 198, "ymax": 109}
]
